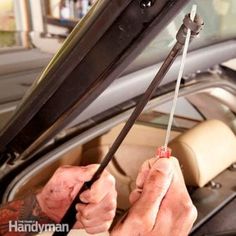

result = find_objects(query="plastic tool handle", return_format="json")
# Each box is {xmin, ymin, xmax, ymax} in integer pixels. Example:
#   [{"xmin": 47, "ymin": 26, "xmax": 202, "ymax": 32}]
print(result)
[{"xmin": 156, "ymin": 146, "xmax": 172, "ymax": 158}]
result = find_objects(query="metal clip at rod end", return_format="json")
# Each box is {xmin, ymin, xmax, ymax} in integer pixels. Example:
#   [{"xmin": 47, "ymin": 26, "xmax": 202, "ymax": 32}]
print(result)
[{"xmin": 176, "ymin": 11, "xmax": 204, "ymax": 45}]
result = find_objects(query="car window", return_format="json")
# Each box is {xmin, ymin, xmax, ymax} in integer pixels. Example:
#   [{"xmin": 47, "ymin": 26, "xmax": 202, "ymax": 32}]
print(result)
[
  {"xmin": 187, "ymin": 90, "xmax": 236, "ymax": 133},
  {"xmin": 138, "ymin": 97, "xmax": 203, "ymax": 130},
  {"xmin": 35, "ymin": 0, "xmax": 236, "ymax": 61},
  {"xmin": 138, "ymin": 88, "xmax": 236, "ymax": 132},
  {"xmin": 126, "ymin": 0, "xmax": 236, "ymax": 73}
]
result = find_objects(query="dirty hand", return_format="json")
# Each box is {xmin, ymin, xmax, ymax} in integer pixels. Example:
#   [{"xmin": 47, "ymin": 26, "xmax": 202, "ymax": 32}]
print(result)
[
  {"xmin": 111, "ymin": 157, "xmax": 197, "ymax": 236},
  {"xmin": 36, "ymin": 165, "xmax": 117, "ymax": 234}
]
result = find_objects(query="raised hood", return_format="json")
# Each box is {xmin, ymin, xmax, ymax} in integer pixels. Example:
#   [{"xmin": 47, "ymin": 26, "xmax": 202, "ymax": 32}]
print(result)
[{"xmin": 0, "ymin": 0, "xmax": 189, "ymax": 160}]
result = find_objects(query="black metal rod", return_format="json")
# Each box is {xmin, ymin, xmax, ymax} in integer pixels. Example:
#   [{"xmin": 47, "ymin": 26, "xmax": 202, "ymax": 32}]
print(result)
[
  {"xmin": 53, "ymin": 43, "xmax": 182, "ymax": 236},
  {"xmin": 87, "ymin": 43, "xmax": 183, "ymax": 181},
  {"xmin": 53, "ymin": 13, "xmax": 203, "ymax": 236}
]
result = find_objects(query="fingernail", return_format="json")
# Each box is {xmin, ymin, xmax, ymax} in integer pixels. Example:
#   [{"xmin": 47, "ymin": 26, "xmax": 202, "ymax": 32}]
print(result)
[
  {"xmin": 136, "ymin": 187, "xmax": 143, "ymax": 193},
  {"xmin": 75, "ymin": 204, "xmax": 79, "ymax": 210},
  {"xmin": 136, "ymin": 170, "xmax": 149, "ymax": 188},
  {"xmin": 153, "ymin": 159, "xmax": 172, "ymax": 175}
]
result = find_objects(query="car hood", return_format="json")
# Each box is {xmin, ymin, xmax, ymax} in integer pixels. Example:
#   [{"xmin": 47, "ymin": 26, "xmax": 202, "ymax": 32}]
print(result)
[{"xmin": 0, "ymin": 0, "xmax": 190, "ymax": 160}]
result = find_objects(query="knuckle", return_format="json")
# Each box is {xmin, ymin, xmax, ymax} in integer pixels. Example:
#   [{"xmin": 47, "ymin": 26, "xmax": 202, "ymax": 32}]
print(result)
[
  {"xmin": 142, "ymin": 159, "xmax": 150, "ymax": 169},
  {"xmin": 76, "ymin": 212, "xmax": 80, "ymax": 220},
  {"xmin": 85, "ymin": 228, "xmax": 96, "ymax": 234},
  {"xmin": 109, "ymin": 198, "xmax": 117, "ymax": 210},
  {"xmin": 113, "ymin": 189, "xmax": 118, "ymax": 198},
  {"xmin": 55, "ymin": 166, "xmax": 64, "ymax": 173},
  {"xmin": 103, "ymin": 221, "xmax": 112, "ymax": 231},
  {"xmin": 182, "ymin": 201, "xmax": 198, "ymax": 221},
  {"xmin": 101, "ymin": 198, "xmax": 117, "ymax": 213},
  {"xmin": 171, "ymin": 157, "xmax": 183, "ymax": 173},
  {"xmin": 86, "ymin": 223, "xmax": 110, "ymax": 234},
  {"xmin": 56, "ymin": 165, "xmax": 71, "ymax": 173},
  {"xmin": 173, "ymin": 161, "xmax": 180, "ymax": 171},
  {"xmin": 171, "ymin": 156, "xmax": 179, "ymax": 165},
  {"xmin": 130, "ymin": 214, "xmax": 152, "ymax": 234},
  {"xmin": 89, "ymin": 194, "xmax": 99, "ymax": 204},
  {"xmin": 104, "ymin": 204, "xmax": 114, "ymax": 212},
  {"xmin": 148, "ymin": 171, "xmax": 170, "ymax": 190},
  {"xmin": 104, "ymin": 211, "xmax": 115, "ymax": 221},
  {"xmin": 145, "ymin": 186, "xmax": 163, "ymax": 201},
  {"xmin": 104, "ymin": 201, "xmax": 116, "ymax": 212},
  {"xmin": 81, "ymin": 209, "xmax": 91, "ymax": 220},
  {"xmin": 86, "ymin": 164, "xmax": 99, "ymax": 172},
  {"xmin": 80, "ymin": 217, "xmax": 88, "ymax": 226},
  {"xmin": 148, "ymin": 171, "xmax": 161, "ymax": 183},
  {"xmin": 106, "ymin": 174, "xmax": 116, "ymax": 187},
  {"xmin": 88, "ymin": 191, "xmax": 101, "ymax": 204},
  {"xmin": 172, "ymin": 158, "xmax": 182, "ymax": 171},
  {"xmin": 189, "ymin": 205, "xmax": 198, "ymax": 221}
]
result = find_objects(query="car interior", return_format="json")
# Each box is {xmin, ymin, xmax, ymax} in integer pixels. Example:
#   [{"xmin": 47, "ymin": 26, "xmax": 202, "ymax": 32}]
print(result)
[{"xmin": 5, "ymin": 95, "xmax": 236, "ymax": 235}]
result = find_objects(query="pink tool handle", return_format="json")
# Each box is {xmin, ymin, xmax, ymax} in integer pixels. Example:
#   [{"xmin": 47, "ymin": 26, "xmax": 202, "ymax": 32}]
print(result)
[{"xmin": 156, "ymin": 146, "xmax": 171, "ymax": 158}]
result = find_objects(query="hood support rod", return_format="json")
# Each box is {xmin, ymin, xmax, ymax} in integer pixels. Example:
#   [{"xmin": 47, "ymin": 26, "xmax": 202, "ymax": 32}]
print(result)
[{"xmin": 54, "ymin": 11, "xmax": 203, "ymax": 236}]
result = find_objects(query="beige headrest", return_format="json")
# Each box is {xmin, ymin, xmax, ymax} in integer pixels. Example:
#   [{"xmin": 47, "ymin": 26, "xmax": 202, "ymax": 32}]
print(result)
[{"xmin": 169, "ymin": 120, "xmax": 236, "ymax": 187}]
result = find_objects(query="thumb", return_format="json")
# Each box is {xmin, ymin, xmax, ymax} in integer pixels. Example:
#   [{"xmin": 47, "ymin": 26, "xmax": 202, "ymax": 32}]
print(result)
[{"xmin": 129, "ymin": 158, "xmax": 173, "ymax": 229}]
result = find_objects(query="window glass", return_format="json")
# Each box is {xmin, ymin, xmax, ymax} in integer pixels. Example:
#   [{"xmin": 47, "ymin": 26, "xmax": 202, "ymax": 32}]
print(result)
[
  {"xmin": 126, "ymin": 0, "xmax": 236, "ymax": 73},
  {"xmin": 138, "ymin": 111, "xmax": 200, "ymax": 130},
  {"xmin": 43, "ymin": 0, "xmax": 236, "ymax": 60},
  {"xmin": 138, "ymin": 88, "xmax": 236, "ymax": 133},
  {"xmin": 138, "ymin": 97, "xmax": 203, "ymax": 130},
  {"xmin": 0, "ymin": 1, "xmax": 16, "ymax": 48},
  {"xmin": 187, "ymin": 91, "xmax": 236, "ymax": 133}
]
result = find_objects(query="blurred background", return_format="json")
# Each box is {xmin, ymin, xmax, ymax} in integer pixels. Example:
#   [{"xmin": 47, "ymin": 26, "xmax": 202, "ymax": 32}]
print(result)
[
  {"xmin": 0, "ymin": 0, "xmax": 98, "ymax": 51},
  {"xmin": 1, "ymin": 0, "xmax": 236, "ymax": 58},
  {"xmin": 0, "ymin": 1, "xmax": 16, "ymax": 47}
]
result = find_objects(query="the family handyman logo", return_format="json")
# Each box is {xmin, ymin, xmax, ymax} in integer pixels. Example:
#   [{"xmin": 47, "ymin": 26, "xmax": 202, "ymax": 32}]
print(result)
[{"xmin": 9, "ymin": 220, "xmax": 69, "ymax": 233}]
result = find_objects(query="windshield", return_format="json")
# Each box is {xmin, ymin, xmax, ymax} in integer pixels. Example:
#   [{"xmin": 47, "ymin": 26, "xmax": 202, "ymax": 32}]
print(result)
[{"xmin": 126, "ymin": 0, "xmax": 236, "ymax": 73}]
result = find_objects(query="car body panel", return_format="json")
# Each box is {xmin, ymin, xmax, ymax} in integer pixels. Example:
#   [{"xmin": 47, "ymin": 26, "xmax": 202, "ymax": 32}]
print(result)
[{"xmin": 0, "ymin": 0, "xmax": 189, "ymax": 157}]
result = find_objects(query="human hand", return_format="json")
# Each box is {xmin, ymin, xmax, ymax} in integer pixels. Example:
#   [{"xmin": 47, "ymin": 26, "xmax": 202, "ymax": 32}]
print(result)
[
  {"xmin": 111, "ymin": 157, "xmax": 197, "ymax": 236},
  {"xmin": 36, "ymin": 165, "xmax": 117, "ymax": 234}
]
